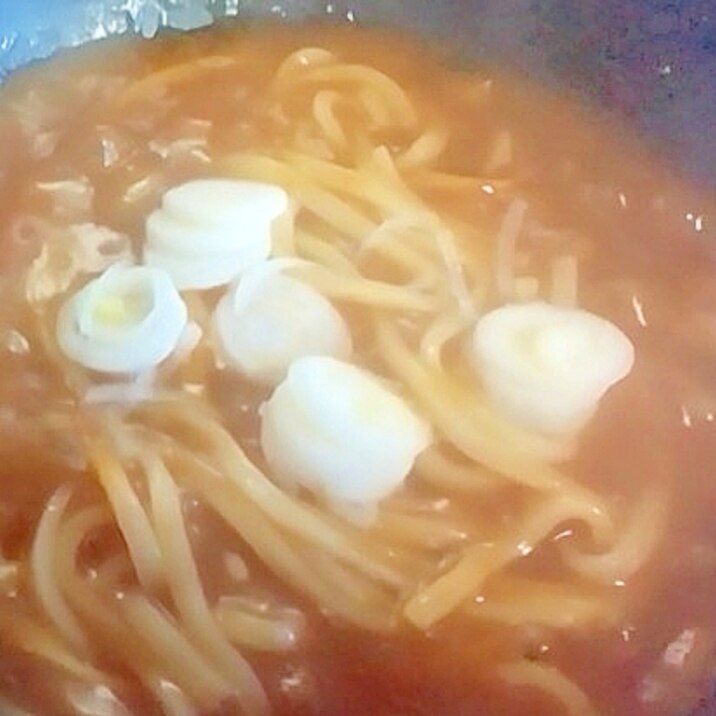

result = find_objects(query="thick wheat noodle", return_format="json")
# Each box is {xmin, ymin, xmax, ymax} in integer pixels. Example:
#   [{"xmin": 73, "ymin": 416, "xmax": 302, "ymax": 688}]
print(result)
[
  {"xmin": 397, "ymin": 125, "xmax": 450, "ymax": 169},
  {"xmin": 84, "ymin": 433, "xmax": 163, "ymax": 589},
  {"xmin": 312, "ymin": 90, "xmax": 349, "ymax": 149},
  {"xmin": 52, "ymin": 507, "xmax": 214, "ymax": 706},
  {"xmin": 357, "ymin": 85, "xmax": 394, "ymax": 128},
  {"xmin": 299, "ymin": 64, "xmax": 418, "ymax": 127},
  {"xmin": 366, "ymin": 146, "xmax": 429, "ymax": 207},
  {"xmin": 419, "ymin": 311, "xmax": 475, "ymax": 368},
  {"xmin": 410, "ymin": 169, "xmax": 511, "ymax": 194},
  {"xmin": 215, "ymin": 604, "xmax": 302, "ymax": 652},
  {"xmin": 94, "ymin": 552, "xmax": 133, "ymax": 587},
  {"xmin": 288, "ymin": 261, "xmax": 437, "ymax": 312},
  {"xmin": 271, "ymin": 47, "xmax": 336, "ymax": 90},
  {"xmin": 413, "ymin": 447, "xmax": 501, "ymax": 493},
  {"xmin": 293, "ymin": 229, "xmax": 362, "ymax": 275},
  {"xmin": 285, "ymin": 151, "xmax": 421, "ymax": 213},
  {"xmin": 0, "ymin": 610, "xmax": 106, "ymax": 684},
  {"xmin": 114, "ymin": 55, "xmax": 235, "ymax": 108},
  {"xmin": 497, "ymin": 661, "xmax": 599, "ymax": 716},
  {"xmin": 31, "ymin": 484, "xmax": 88, "ymax": 653},
  {"xmin": 305, "ymin": 548, "xmax": 397, "ymax": 624},
  {"xmin": 220, "ymin": 153, "xmax": 298, "ymax": 190},
  {"xmin": 359, "ymin": 147, "xmax": 479, "ymax": 313},
  {"xmin": 359, "ymin": 220, "xmax": 443, "ymax": 286},
  {"xmin": 374, "ymin": 511, "xmax": 470, "ymax": 551},
  {"xmin": 434, "ymin": 225, "xmax": 475, "ymax": 316},
  {"xmin": 149, "ymin": 397, "xmax": 436, "ymax": 582},
  {"xmin": 562, "ymin": 483, "xmax": 669, "ymax": 583},
  {"xmin": 463, "ymin": 575, "xmax": 621, "ymax": 629},
  {"xmin": 146, "ymin": 405, "xmax": 411, "ymax": 588},
  {"xmin": 375, "ymin": 321, "xmax": 607, "ymax": 499},
  {"xmin": 156, "ymin": 439, "xmax": 400, "ymax": 630},
  {"xmin": 298, "ymin": 183, "xmax": 378, "ymax": 239},
  {"xmin": 403, "ymin": 494, "xmax": 615, "ymax": 629},
  {"xmin": 141, "ymin": 453, "xmax": 269, "ymax": 715},
  {"xmin": 120, "ymin": 594, "xmax": 232, "ymax": 709}
]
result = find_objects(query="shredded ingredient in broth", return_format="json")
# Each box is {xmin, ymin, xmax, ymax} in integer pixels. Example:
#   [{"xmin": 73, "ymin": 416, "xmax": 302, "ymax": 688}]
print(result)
[{"xmin": 0, "ymin": 22, "xmax": 715, "ymax": 716}]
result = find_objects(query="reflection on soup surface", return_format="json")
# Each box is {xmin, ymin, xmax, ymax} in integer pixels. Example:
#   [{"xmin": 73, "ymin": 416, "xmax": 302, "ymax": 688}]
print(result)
[{"xmin": 0, "ymin": 22, "xmax": 715, "ymax": 716}]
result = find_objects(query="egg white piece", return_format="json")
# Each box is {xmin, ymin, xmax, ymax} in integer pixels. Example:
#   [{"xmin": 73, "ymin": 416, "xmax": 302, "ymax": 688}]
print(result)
[
  {"xmin": 214, "ymin": 260, "xmax": 352, "ymax": 384},
  {"xmin": 260, "ymin": 356, "xmax": 432, "ymax": 506},
  {"xmin": 56, "ymin": 264, "xmax": 188, "ymax": 374},
  {"xmin": 471, "ymin": 301, "xmax": 635, "ymax": 434},
  {"xmin": 144, "ymin": 179, "xmax": 290, "ymax": 290}
]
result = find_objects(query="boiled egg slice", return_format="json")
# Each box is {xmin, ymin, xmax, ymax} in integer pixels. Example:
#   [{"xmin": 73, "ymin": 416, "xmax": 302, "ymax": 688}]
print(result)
[
  {"xmin": 56, "ymin": 263, "xmax": 188, "ymax": 374},
  {"xmin": 260, "ymin": 356, "xmax": 432, "ymax": 507},
  {"xmin": 214, "ymin": 260, "xmax": 352, "ymax": 385},
  {"xmin": 144, "ymin": 179, "xmax": 290, "ymax": 290},
  {"xmin": 471, "ymin": 301, "xmax": 635, "ymax": 434}
]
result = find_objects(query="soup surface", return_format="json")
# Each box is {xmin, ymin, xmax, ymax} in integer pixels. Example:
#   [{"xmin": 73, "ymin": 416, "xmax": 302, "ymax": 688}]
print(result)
[{"xmin": 0, "ymin": 22, "xmax": 715, "ymax": 716}]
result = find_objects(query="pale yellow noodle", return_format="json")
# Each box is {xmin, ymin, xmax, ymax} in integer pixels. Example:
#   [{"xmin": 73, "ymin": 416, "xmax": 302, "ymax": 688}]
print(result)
[
  {"xmin": 374, "ymin": 511, "xmax": 469, "ymax": 551},
  {"xmin": 0, "ymin": 611, "xmax": 105, "ymax": 684},
  {"xmin": 288, "ymin": 261, "xmax": 437, "ymax": 312},
  {"xmin": 404, "ymin": 494, "xmax": 616, "ymax": 629},
  {"xmin": 312, "ymin": 90, "xmax": 349, "ymax": 149},
  {"xmin": 357, "ymin": 85, "xmax": 394, "ymax": 128},
  {"xmin": 298, "ymin": 63, "xmax": 418, "ymax": 127},
  {"xmin": 413, "ymin": 447, "xmax": 500, "ymax": 493},
  {"xmin": 148, "ymin": 405, "xmax": 410, "ymax": 589},
  {"xmin": 215, "ymin": 605, "xmax": 302, "ymax": 652},
  {"xmin": 143, "ymin": 452, "xmax": 270, "ymax": 716},
  {"xmin": 410, "ymin": 169, "xmax": 511, "ymax": 194},
  {"xmin": 296, "ymin": 182, "xmax": 378, "ymax": 240},
  {"xmin": 497, "ymin": 661, "xmax": 599, "ymax": 716},
  {"xmin": 31, "ymin": 484, "xmax": 88, "ymax": 653},
  {"xmin": 85, "ymin": 433, "xmax": 163, "ymax": 589},
  {"xmin": 115, "ymin": 55, "xmax": 235, "ymax": 108},
  {"xmin": 359, "ymin": 219, "xmax": 442, "ymax": 286},
  {"xmin": 120, "ymin": 594, "xmax": 230, "ymax": 710},
  {"xmin": 562, "ymin": 483, "xmax": 669, "ymax": 584},
  {"xmin": 397, "ymin": 125, "xmax": 449, "ymax": 169},
  {"xmin": 465, "ymin": 576, "xmax": 621, "ymax": 629},
  {"xmin": 419, "ymin": 311, "xmax": 474, "ymax": 368},
  {"xmin": 375, "ymin": 321, "xmax": 589, "ymax": 477},
  {"xmin": 159, "ymin": 440, "xmax": 401, "ymax": 629},
  {"xmin": 271, "ymin": 47, "xmax": 336, "ymax": 90},
  {"xmin": 56, "ymin": 511, "xmax": 235, "ymax": 711},
  {"xmin": 293, "ymin": 229, "xmax": 361, "ymax": 276},
  {"xmin": 285, "ymin": 151, "xmax": 419, "ymax": 213},
  {"xmin": 306, "ymin": 549, "xmax": 397, "ymax": 629}
]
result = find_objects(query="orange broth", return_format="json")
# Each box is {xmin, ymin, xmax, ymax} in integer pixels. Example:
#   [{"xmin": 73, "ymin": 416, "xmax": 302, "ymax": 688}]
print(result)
[{"xmin": 0, "ymin": 22, "xmax": 715, "ymax": 716}]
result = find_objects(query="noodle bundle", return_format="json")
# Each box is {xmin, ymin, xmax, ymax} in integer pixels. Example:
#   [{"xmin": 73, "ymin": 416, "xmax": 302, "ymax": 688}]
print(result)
[{"xmin": 0, "ymin": 22, "xmax": 699, "ymax": 716}]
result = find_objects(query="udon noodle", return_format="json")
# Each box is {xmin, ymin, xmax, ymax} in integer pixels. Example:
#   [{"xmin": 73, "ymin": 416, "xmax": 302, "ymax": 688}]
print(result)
[{"xmin": 0, "ymin": 22, "xmax": 714, "ymax": 716}]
